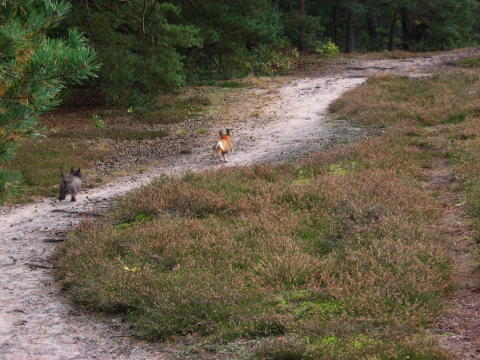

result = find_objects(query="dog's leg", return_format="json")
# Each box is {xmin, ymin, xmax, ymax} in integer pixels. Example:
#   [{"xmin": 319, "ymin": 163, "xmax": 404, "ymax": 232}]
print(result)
[{"xmin": 71, "ymin": 193, "xmax": 77, "ymax": 202}]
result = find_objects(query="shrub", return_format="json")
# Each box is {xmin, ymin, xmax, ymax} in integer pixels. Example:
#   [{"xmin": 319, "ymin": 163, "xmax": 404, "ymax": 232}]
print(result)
[{"xmin": 313, "ymin": 40, "xmax": 340, "ymax": 55}]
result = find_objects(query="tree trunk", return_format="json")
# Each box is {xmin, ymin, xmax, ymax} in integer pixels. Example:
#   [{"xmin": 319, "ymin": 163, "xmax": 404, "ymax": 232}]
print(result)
[
  {"xmin": 298, "ymin": 0, "xmax": 305, "ymax": 51},
  {"xmin": 367, "ymin": 8, "xmax": 378, "ymax": 41},
  {"xmin": 332, "ymin": 5, "xmax": 338, "ymax": 44},
  {"xmin": 400, "ymin": 7, "xmax": 414, "ymax": 50},
  {"xmin": 345, "ymin": 7, "xmax": 355, "ymax": 53},
  {"xmin": 388, "ymin": 7, "xmax": 399, "ymax": 51}
]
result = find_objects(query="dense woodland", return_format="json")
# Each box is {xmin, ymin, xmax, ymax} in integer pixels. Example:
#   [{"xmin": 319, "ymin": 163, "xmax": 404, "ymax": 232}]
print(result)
[{"xmin": 61, "ymin": 0, "xmax": 480, "ymax": 105}]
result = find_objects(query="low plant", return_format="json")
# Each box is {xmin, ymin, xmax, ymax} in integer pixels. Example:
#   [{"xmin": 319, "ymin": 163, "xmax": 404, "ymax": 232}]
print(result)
[
  {"xmin": 455, "ymin": 56, "xmax": 480, "ymax": 68},
  {"xmin": 251, "ymin": 39, "xmax": 299, "ymax": 76},
  {"xmin": 92, "ymin": 114, "xmax": 106, "ymax": 129},
  {"xmin": 313, "ymin": 40, "xmax": 339, "ymax": 56},
  {"xmin": 0, "ymin": 169, "xmax": 23, "ymax": 203}
]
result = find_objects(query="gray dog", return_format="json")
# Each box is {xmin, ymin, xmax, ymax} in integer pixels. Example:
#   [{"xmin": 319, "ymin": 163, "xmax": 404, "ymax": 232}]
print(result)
[{"xmin": 59, "ymin": 167, "xmax": 83, "ymax": 202}]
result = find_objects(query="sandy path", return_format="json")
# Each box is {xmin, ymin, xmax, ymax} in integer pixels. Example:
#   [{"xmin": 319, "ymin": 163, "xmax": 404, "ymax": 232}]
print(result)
[{"xmin": 0, "ymin": 49, "xmax": 478, "ymax": 360}]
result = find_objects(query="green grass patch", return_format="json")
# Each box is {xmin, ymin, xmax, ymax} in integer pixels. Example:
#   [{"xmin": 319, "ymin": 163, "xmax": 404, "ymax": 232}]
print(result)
[
  {"xmin": 3, "ymin": 138, "xmax": 111, "ymax": 200},
  {"xmin": 134, "ymin": 94, "xmax": 213, "ymax": 124},
  {"xmin": 217, "ymin": 81, "xmax": 249, "ymax": 88},
  {"xmin": 456, "ymin": 56, "xmax": 480, "ymax": 68},
  {"xmin": 52, "ymin": 128, "xmax": 169, "ymax": 141},
  {"xmin": 442, "ymin": 111, "xmax": 467, "ymax": 124}
]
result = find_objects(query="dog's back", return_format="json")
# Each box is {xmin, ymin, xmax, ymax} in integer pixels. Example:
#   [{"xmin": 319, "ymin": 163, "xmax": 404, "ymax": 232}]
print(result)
[{"xmin": 212, "ymin": 129, "xmax": 234, "ymax": 162}]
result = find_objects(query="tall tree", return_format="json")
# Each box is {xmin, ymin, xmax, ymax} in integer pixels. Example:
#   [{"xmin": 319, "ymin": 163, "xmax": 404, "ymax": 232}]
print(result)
[
  {"xmin": 400, "ymin": 6, "xmax": 414, "ymax": 50},
  {"xmin": 366, "ymin": 7, "xmax": 378, "ymax": 42},
  {"xmin": 345, "ymin": 5, "xmax": 355, "ymax": 53},
  {"xmin": 388, "ymin": 4, "xmax": 400, "ymax": 51},
  {"xmin": 298, "ymin": 0, "xmax": 306, "ymax": 50},
  {"xmin": 65, "ymin": 0, "xmax": 201, "ymax": 105},
  {"xmin": 0, "ymin": 0, "xmax": 99, "ymax": 195}
]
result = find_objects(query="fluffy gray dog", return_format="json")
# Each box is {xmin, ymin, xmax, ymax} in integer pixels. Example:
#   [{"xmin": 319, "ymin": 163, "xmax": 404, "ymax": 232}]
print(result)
[{"xmin": 59, "ymin": 167, "xmax": 83, "ymax": 202}]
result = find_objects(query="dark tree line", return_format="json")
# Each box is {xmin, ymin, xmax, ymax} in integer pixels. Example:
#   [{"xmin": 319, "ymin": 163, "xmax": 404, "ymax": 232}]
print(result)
[
  {"xmin": 29, "ymin": 0, "xmax": 480, "ymax": 105},
  {"xmin": 3, "ymin": 0, "xmax": 480, "ymax": 107}
]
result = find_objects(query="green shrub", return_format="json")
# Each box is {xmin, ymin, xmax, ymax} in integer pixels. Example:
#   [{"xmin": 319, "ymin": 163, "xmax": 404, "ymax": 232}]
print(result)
[
  {"xmin": 313, "ymin": 40, "xmax": 340, "ymax": 55},
  {"xmin": 0, "ymin": 169, "xmax": 23, "ymax": 203},
  {"xmin": 456, "ymin": 57, "xmax": 480, "ymax": 68},
  {"xmin": 251, "ymin": 40, "xmax": 299, "ymax": 76}
]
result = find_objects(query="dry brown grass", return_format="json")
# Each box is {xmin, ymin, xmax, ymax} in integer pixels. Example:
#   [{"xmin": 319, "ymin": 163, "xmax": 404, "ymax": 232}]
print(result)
[
  {"xmin": 56, "ymin": 60, "xmax": 480, "ymax": 359},
  {"xmin": 57, "ymin": 74, "xmax": 476, "ymax": 358},
  {"xmin": 2, "ymin": 82, "xmax": 257, "ymax": 203},
  {"xmin": 3, "ymin": 138, "xmax": 112, "ymax": 201},
  {"xmin": 58, "ymin": 136, "xmax": 451, "ymax": 357},
  {"xmin": 337, "ymin": 48, "xmax": 476, "ymax": 61}
]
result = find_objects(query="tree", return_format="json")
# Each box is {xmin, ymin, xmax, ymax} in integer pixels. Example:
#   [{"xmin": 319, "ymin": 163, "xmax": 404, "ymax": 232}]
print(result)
[
  {"xmin": 65, "ymin": 0, "xmax": 201, "ymax": 105},
  {"xmin": 298, "ymin": 0, "xmax": 306, "ymax": 50},
  {"xmin": 0, "ymin": 0, "xmax": 99, "ymax": 196},
  {"xmin": 387, "ymin": 4, "xmax": 399, "ymax": 51},
  {"xmin": 345, "ymin": 6, "xmax": 355, "ymax": 52},
  {"xmin": 176, "ymin": 0, "xmax": 285, "ymax": 79}
]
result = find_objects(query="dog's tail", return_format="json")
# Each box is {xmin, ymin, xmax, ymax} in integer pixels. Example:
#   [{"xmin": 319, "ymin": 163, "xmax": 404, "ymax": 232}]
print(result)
[{"xmin": 213, "ymin": 140, "xmax": 224, "ymax": 151}]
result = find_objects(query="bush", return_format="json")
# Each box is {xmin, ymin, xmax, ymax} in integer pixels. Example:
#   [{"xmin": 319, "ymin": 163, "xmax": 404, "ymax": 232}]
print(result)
[
  {"xmin": 64, "ymin": 1, "xmax": 200, "ymax": 106},
  {"xmin": 251, "ymin": 40, "xmax": 299, "ymax": 76},
  {"xmin": 313, "ymin": 40, "xmax": 339, "ymax": 55},
  {"xmin": 0, "ymin": 169, "xmax": 23, "ymax": 203},
  {"xmin": 0, "ymin": 0, "xmax": 98, "ymax": 202}
]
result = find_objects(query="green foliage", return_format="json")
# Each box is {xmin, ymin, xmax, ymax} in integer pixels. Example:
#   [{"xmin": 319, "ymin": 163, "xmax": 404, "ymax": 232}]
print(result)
[
  {"xmin": 250, "ymin": 39, "xmax": 299, "ymax": 76},
  {"xmin": 0, "ymin": 0, "xmax": 98, "ymax": 201},
  {"xmin": 92, "ymin": 114, "xmax": 105, "ymax": 129},
  {"xmin": 280, "ymin": 6, "xmax": 324, "ymax": 50},
  {"xmin": 180, "ymin": 0, "xmax": 288, "ymax": 80},
  {"xmin": 53, "ymin": 0, "xmax": 480, "ymax": 103},
  {"xmin": 313, "ymin": 40, "xmax": 340, "ymax": 55},
  {"xmin": 0, "ymin": 169, "xmax": 23, "ymax": 203},
  {"xmin": 64, "ymin": 0, "xmax": 201, "ymax": 106},
  {"xmin": 456, "ymin": 56, "xmax": 480, "ymax": 68}
]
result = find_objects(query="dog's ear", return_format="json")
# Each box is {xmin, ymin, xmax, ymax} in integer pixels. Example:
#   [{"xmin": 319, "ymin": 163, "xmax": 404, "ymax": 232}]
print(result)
[
  {"xmin": 219, "ymin": 130, "xmax": 224, "ymax": 137},
  {"xmin": 226, "ymin": 128, "xmax": 232, "ymax": 135},
  {"xmin": 70, "ymin": 167, "xmax": 75, "ymax": 173}
]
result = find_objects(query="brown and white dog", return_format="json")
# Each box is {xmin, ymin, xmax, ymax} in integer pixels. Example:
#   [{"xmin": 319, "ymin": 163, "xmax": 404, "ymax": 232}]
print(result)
[{"xmin": 212, "ymin": 129, "xmax": 234, "ymax": 162}]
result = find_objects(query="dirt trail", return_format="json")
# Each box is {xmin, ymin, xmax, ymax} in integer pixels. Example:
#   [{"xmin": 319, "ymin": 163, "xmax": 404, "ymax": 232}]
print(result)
[
  {"xmin": 429, "ymin": 163, "xmax": 480, "ymax": 359},
  {"xmin": 1, "ymin": 49, "xmax": 479, "ymax": 360}
]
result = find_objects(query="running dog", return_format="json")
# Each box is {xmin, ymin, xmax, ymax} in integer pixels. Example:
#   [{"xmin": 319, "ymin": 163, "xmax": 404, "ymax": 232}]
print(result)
[
  {"xmin": 59, "ymin": 167, "xmax": 83, "ymax": 202},
  {"xmin": 212, "ymin": 129, "xmax": 234, "ymax": 162}
]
